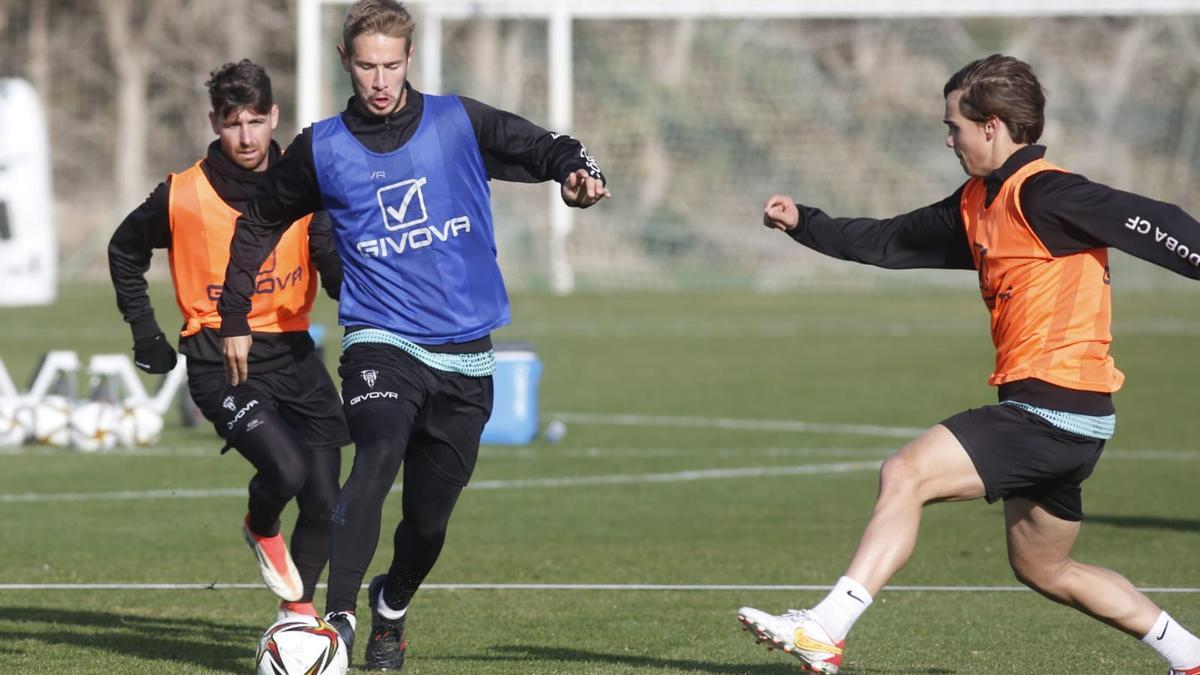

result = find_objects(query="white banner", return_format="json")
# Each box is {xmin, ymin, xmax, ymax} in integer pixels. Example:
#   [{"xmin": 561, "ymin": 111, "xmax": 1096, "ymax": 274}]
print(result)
[{"xmin": 0, "ymin": 78, "xmax": 55, "ymax": 306}]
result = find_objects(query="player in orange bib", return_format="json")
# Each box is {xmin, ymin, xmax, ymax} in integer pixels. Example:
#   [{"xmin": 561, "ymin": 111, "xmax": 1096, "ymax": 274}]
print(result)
[
  {"xmin": 107, "ymin": 60, "xmax": 349, "ymax": 619},
  {"xmin": 736, "ymin": 54, "xmax": 1200, "ymax": 675}
]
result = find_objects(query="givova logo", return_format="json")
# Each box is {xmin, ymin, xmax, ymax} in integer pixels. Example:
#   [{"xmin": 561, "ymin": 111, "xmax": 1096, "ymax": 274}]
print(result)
[
  {"xmin": 349, "ymin": 391, "xmax": 399, "ymax": 406},
  {"xmin": 377, "ymin": 177, "xmax": 429, "ymax": 231},
  {"xmin": 357, "ymin": 175, "xmax": 472, "ymax": 259},
  {"xmin": 225, "ymin": 399, "xmax": 259, "ymax": 431},
  {"xmin": 205, "ymin": 250, "xmax": 304, "ymax": 301}
]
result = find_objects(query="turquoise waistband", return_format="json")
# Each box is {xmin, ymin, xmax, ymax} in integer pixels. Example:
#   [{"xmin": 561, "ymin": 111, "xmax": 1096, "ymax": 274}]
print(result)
[
  {"xmin": 342, "ymin": 329, "xmax": 496, "ymax": 377},
  {"xmin": 1001, "ymin": 400, "xmax": 1115, "ymax": 440}
]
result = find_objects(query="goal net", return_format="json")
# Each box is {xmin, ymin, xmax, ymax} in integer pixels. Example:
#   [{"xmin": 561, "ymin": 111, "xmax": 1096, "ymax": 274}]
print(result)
[{"xmin": 304, "ymin": 2, "xmax": 1200, "ymax": 292}]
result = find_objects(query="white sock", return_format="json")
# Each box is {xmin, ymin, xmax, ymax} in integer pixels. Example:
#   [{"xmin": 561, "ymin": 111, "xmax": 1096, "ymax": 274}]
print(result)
[
  {"xmin": 810, "ymin": 576, "xmax": 873, "ymax": 642},
  {"xmin": 1142, "ymin": 611, "xmax": 1200, "ymax": 670},
  {"xmin": 376, "ymin": 588, "xmax": 407, "ymax": 620}
]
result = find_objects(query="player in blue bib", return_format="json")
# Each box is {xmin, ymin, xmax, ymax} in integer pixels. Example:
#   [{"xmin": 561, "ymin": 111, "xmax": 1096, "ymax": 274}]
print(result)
[{"xmin": 217, "ymin": 1, "xmax": 610, "ymax": 669}]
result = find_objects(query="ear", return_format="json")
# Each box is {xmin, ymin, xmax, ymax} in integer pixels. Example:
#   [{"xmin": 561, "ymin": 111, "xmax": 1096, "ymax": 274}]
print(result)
[
  {"xmin": 269, "ymin": 104, "xmax": 280, "ymax": 131},
  {"xmin": 209, "ymin": 110, "xmax": 220, "ymax": 135},
  {"xmin": 337, "ymin": 42, "xmax": 351, "ymax": 73},
  {"xmin": 985, "ymin": 115, "xmax": 1006, "ymax": 142}
]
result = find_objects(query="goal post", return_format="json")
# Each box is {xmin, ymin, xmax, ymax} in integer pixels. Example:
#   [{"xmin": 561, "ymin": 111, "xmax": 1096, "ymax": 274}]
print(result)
[{"xmin": 298, "ymin": 0, "xmax": 1200, "ymax": 293}]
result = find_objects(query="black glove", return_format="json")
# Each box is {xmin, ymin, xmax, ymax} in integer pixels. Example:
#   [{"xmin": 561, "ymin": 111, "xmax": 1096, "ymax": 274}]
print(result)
[{"xmin": 133, "ymin": 333, "xmax": 178, "ymax": 374}]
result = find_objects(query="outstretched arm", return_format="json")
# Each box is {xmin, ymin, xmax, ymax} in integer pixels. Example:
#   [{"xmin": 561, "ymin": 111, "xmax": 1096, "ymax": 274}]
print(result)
[
  {"xmin": 460, "ymin": 96, "xmax": 610, "ymax": 207},
  {"xmin": 763, "ymin": 189, "xmax": 975, "ymax": 271},
  {"xmin": 1022, "ymin": 171, "xmax": 1200, "ymax": 280}
]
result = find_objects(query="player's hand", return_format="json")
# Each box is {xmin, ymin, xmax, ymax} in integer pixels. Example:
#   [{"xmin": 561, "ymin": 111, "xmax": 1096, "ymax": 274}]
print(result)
[
  {"xmin": 763, "ymin": 195, "xmax": 800, "ymax": 232},
  {"xmin": 223, "ymin": 335, "xmax": 252, "ymax": 386},
  {"xmin": 561, "ymin": 169, "xmax": 611, "ymax": 208},
  {"xmin": 132, "ymin": 333, "xmax": 178, "ymax": 374}
]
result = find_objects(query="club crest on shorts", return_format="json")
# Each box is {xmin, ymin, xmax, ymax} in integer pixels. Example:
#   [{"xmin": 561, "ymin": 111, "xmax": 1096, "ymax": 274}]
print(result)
[
  {"xmin": 223, "ymin": 396, "xmax": 237, "ymax": 412},
  {"xmin": 361, "ymin": 369, "xmax": 378, "ymax": 388}
]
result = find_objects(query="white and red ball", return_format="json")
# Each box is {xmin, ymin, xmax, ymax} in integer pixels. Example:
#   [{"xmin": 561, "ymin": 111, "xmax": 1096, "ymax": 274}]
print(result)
[
  {"xmin": 0, "ymin": 398, "xmax": 27, "ymax": 447},
  {"xmin": 25, "ymin": 395, "xmax": 72, "ymax": 447},
  {"xmin": 114, "ymin": 402, "xmax": 164, "ymax": 448},
  {"xmin": 256, "ymin": 615, "xmax": 348, "ymax": 675},
  {"xmin": 69, "ymin": 401, "xmax": 121, "ymax": 452}
]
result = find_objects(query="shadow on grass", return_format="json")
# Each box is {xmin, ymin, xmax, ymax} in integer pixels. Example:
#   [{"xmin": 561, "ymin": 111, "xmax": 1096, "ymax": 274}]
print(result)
[
  {"xmin": 433, "ymin": 644, "xmax": 955, "ymax": 674},
  {"xmin": 0, "ymin": 606, "xmax": 253, "ymax": 673},
  {"xmin": 1087, "ymin": 514, "xmax": 1200, "ymax": 534}
]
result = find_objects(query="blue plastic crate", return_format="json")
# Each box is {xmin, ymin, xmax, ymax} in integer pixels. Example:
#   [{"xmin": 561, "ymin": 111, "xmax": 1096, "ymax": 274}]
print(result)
[{"xmin": 481, "ymin": 347, "xmax": 542, "ymax": 445}]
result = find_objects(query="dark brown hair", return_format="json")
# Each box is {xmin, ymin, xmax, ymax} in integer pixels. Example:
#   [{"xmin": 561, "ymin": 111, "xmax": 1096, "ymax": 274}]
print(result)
[
  {"xmin": 944, "ymin": 54, "xmax": 1045, "ymax": 144},
  {"xmin": 342, "ymin": 0, "xmax": 415, "ymax": 52},
  {"xmin": 205, "ymin": 59, "xmax": 272, "ymax": 120}
]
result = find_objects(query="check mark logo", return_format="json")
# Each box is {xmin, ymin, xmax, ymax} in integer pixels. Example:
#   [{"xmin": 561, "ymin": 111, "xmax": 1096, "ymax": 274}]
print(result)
[
  {"xmin": 1158, "ymin": 621, "xmax": 1170, "ymax": 641},
  {"xmin": 379, "ymin": 177, "xmax": 429, "ymax": 231},
  {"xmin": 386, "ymin": 177, "xmax": 426, "ymax": 225},
  {"xmin": 846, "ymin": 590, "xmax": 866, "ymax": 605}
]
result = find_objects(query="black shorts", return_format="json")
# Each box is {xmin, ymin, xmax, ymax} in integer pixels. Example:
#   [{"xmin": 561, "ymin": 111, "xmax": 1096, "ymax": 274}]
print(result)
[
  {"xmin": 188, "ymin": 347, "xmax": 351, "ymax": 452},
  {"xmin": 941, "ymin": 404, "xmax": 1105, "ymax": 522},
  {"xmin": 339, "ymin": 342, "xmax": 493, "ymax": 486}
]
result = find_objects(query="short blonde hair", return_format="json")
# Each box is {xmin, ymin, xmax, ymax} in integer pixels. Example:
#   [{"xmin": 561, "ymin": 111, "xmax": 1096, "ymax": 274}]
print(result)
[{"xmin": 342, "ymin": 0, "xmax": 414, "ymax": 52}]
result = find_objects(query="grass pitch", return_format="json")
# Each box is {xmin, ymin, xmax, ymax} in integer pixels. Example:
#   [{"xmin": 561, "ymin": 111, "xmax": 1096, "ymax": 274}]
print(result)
[{"xmin": 1, "ymin": 281, "xmax": 1197, "ymax": 673}]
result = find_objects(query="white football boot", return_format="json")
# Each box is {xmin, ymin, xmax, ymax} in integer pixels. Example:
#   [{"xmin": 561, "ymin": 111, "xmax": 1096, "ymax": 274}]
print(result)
[
  {"xmin": 737, "ymin": 606, "xmax": 844, "ymax": 674},
  {"xmin": 241, "ymin": 514, "xmax": 303, "ymax": 602}
]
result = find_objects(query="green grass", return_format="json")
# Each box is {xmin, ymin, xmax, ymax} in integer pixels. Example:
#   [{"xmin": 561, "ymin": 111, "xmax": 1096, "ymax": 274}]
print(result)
[{"xmin": 1, "ymin": 282, "xmax": 1198, "ymax": 673}]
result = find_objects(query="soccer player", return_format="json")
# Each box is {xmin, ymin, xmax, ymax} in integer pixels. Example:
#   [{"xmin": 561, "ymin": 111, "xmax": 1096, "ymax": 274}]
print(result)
[
  {"xmin": 107, "ymin": 60, "xmax": 349, "ymax": 619},
  {"xmin": 737, "ymin": 54, "xmax": 1200, "ymax": 675},
  {"xmin": 215, "ymin": 1, "xmax": 610, "ymax": 669}
]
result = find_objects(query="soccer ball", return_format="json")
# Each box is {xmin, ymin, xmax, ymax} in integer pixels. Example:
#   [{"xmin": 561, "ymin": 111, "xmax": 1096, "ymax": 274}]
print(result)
[
  {"xmin": 69, "ymin": 401, "xmax": 121, "ymax": 452},
  {"xmin": 25, "ymin": 395, "xmax": 72, "ymax": 447},
  {"xmin": 114, "ymin": 403, "xmax": 163, "ymax": 448},
  {"xmin": 256, "ymin": 615, "xmax": 348, "ymax": 675},
  {"xmin": 0, "ymin": 398, "xmax": 27, "ymax": 447}
]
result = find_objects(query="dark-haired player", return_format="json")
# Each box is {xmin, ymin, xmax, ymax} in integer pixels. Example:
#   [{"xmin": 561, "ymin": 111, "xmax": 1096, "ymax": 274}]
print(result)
[{"xmin": 108, "ymin": 59, "xmax": 349, "ymax": 619}]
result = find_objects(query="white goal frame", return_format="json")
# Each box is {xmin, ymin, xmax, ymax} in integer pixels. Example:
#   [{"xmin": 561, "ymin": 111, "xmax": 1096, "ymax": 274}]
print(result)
[{"xmin": 298, "ymin": 0, "xmax": 1200, "ymax": 294}]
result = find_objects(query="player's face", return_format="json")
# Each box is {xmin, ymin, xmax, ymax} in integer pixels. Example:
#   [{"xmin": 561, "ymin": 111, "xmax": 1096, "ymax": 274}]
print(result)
[
  {"xmin": 943, "ymin": 90, "xmax": 991, "ymax": 177},
  {"xmin": 339, "ymin": 33, "xmax": 413, "ymax": 117},
  {"xmin": 210, "ymin": 105, "xmax": 278, "ymax": 172}
]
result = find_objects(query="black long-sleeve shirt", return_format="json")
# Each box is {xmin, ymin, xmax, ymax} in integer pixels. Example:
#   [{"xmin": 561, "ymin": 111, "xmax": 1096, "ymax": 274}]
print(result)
[
  {"xmin": 107, "ymin": 140, "xmax": 342, "ymax": 372},
  {"xmin": 789, "ymin": 145, "xmax": 1200, "ymax": 276},
  {"xmin": 785, "ymin": 145, "xmax": 1200, "ymax": 413},
  {"xmin": 217, "ymin": 87, "xmax": 606, "ymax": 341}
]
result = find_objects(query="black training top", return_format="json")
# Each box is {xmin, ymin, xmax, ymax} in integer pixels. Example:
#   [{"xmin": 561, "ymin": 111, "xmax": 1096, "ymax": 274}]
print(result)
[
  {"xmin": 786, "ymin": 145, "xmax": 1200, "ymax": 414},
  {"xmin": 217, "ymin": 84, "xmax": 607, "ymax": 345}
]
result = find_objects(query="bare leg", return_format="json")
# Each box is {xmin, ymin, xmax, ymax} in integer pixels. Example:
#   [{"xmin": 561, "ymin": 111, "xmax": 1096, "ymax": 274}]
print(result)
[
  {"xmin": 1004, "ymin": 497, "xmax": 1160, "ymax": 637},
  {"xmin": 844, "ymin": 424, "xmax": 985, "ymax": 594},
  {"xmin": 735, "ymin": 424, "xmax": 988, "ymax": 670}
]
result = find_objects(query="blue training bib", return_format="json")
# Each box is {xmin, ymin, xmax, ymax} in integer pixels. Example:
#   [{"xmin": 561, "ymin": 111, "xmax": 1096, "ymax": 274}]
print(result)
[{"xmin": 311, "ymin": 95, "xmax": 510, "ymax": 343}]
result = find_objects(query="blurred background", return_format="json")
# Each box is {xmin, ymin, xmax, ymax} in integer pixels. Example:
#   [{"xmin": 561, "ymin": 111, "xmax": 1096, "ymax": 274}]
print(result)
[
  {"xmin": 2, "ymin": 6, "xmax": 1200, "ymax": 671},
  {"xmin": 3, "ymin": 0, "xmax": 1200, "ymax": 297}
]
